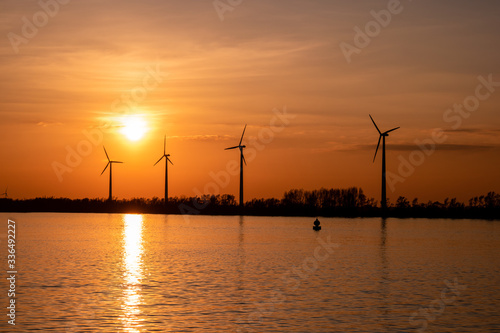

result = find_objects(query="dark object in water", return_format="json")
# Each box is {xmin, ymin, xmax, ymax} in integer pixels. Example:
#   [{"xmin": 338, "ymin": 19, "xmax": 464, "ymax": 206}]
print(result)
[{"xmin": 313, "ymin": 218, "xmax": 321, "ymax": 231}]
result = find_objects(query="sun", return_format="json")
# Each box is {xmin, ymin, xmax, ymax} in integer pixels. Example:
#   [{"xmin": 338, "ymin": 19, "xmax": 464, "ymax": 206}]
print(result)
[{"xmin": 121, "ymin": 115, "xmax": 148, "ymax": 141}]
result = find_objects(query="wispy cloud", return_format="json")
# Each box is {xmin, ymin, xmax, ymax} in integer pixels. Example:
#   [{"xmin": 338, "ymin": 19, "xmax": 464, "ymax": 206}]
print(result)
[
  {"xmin": 444, "ymin": 128, "xmax": 500, "ymax": 135},
  {"xmin": 388, "ymin": 143, "xmax": 500, "ymax": 151},
  {"xmin": 318, "ymin": 142, "xmax": 500, "ymax": 153},
  {"xmin": 36, "ymin": 121, "xmax": 63, "ymax": 127},
  {"xmin": 167, "ymin": 135, "xmax": 233, "ymax": 142}
]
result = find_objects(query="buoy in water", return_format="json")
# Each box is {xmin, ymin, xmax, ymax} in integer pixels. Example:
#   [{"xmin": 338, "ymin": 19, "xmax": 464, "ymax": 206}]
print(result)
[{"xmin": 313, "ymin": 218, "xmax": 321, "ymax": 231}]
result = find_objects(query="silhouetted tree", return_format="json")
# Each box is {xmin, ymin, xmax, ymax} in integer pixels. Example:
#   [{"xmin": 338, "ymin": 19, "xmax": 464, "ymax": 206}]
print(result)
[
  {"xmin": 396, "ymin": 196, "xmax": 410, "ymax": 209},
  {"xmin": 282, "ymin": 189, "xmax": 305, "ymax": 206},
  {"xmin": 412, "ymin": 198, "xmax": 419, "ymax": 208}
]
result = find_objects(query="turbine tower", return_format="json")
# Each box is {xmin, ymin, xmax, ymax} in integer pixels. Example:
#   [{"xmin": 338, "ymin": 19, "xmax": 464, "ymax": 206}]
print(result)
[
  {"xmin": 154, "ymin": 135, "xmax": 173, "ymax": 204},
  {"xmin": 225, "ymin": 124, "xmax": 247, "ymax": 207},
  {"xmin": 1, "ymin": 187, "xmax": 7, "ymax": 198},
  {"xmin": 101, "ymin": 147, "xmax": 123, "ymax": 201},
  {"xmin": 370, "ymin": 115, "xmax": 400, "ymax": 211}
]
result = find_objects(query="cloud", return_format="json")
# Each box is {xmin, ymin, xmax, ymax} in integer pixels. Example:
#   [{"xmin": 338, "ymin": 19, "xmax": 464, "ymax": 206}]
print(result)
[
  {"xmin": 167, "ymin": 135, "xmax": 233, "ymax": 142},
  {"xmin": 36, "ymin": 121, "xmax": 63, "ymax": 127},
  {"xmin": 382, "ymin": 143, "xmax": 498, "ymax": 151},
  {"xmin": 444, "ymin": 128, "xmax": 500, "ymax": 135},
  {"xmin": 321, "ymin": 142, "xmax": 500, "ymax": 153},
  {"xmin": 430, "ymin": 144, "xmax": 499, "ymax": 151}
]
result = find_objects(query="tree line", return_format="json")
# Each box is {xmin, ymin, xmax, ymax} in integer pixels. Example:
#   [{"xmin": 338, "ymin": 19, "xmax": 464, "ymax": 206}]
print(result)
[{"xmin": 0, "ymin": 188, "xmax": 499, "ymax": 219}]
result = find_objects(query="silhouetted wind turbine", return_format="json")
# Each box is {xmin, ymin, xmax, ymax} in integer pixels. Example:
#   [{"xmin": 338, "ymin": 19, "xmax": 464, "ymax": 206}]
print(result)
[
  {"xmin": 370, "ymin": 115, "xmax": 400, "ymax": 211},
  {"xmin": 101, "ymin": 147, "xmax": 123, "ymax": 201},
  {"xmin": 1, "ymin": 187, "xmax": 7, "ymax": 198},
  {"xmin": 154, "ymin": 135, "xmax": 173, "ymax": 204},
  {"xmin": 225, "ymin": 124, "xmax": 247, "ymax": 207}
]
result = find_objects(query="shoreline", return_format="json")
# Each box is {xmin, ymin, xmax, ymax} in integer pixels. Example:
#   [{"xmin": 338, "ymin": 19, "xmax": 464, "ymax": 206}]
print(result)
[{"xmin": 1, "ymin": 198, "xmax": 498, "ymax": 220}]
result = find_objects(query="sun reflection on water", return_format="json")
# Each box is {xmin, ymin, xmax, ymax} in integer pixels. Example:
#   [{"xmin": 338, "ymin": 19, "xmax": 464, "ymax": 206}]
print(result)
[{"xmin": 121, "ymin": 214, "xmax": 144, "ymax": 332}]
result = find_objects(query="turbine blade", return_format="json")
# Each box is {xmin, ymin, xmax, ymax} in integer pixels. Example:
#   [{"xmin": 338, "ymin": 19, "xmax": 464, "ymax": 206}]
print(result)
[
  {"xmin": 369, "ymin": 115, "xmax": 382, "ymax": 135},
  {"xmin": 154, "ymin": 155, "xmax": 165, "ymax": 166},
  {"xmin": 167, "ymin": 157, "xmax": 173, "ymax": 165},
  {"xmin": 101, "ymin": 162, "xmax": 109, "ymax": 175},
  {"xmin": 242, "ymin": 152, "xmax": 247, "ymax": 166},
  {"xmin": 239, "ymin": 124, "xmax": 247, "ymax": 146},
  {"xmin": 225, "ymin": 146, "xmax": 239, "ymax": 150},
  {"xmin": 163, "ymin": 135, "xmax": 166, "ymax": 155},
  {"xmin": 384, "ymin": 127, "xmax": 400, "ymax": 134},
  {"xmin": 373, "ymin": 136, "xmax": 381, "ymax": 162},
  {"xmin": 103, "ymin": 146, "xmax": 110, "ymax": 161},
  {"xmin": 113, "ymin": 161, "xmax": 124, "ymax": 164}
]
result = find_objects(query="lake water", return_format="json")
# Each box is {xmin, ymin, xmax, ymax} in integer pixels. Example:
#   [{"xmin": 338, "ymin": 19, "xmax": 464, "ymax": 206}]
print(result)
[{"xmin": 0, "ymin": 213, "xmax": 499, "ymax": 332}]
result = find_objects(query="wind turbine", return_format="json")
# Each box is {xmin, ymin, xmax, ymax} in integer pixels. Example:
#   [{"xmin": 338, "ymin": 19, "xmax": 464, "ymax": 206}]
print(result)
[
  {"xmin": 1, "ymin": 187, "xmax": 7, "ymax": 198},
  {"xmin": 370, "ymin": 115, "xmax": 400, "ymax": 211},
  {"xmin": 154, "ymin": 135, "xmax": 173, "ymax": 204},
  {"xmin": 101, "ymin": 147, "xmax": 123, "ymax": 201},
  {"xmin": 225, "ymin": 124, "xmax": 247, "ymax": 207}
]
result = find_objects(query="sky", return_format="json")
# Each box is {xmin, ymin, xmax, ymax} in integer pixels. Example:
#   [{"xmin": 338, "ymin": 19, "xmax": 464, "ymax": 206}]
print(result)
[{"xmin": 0, "ymin": 0, "xmax": 499, "ymax": 203}]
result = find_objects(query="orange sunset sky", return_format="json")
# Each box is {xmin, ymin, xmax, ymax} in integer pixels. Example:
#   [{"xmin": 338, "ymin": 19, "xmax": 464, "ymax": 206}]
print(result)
[{"xmin": 1, "ymin": 0, "xmax": 499, "ymax": 203}]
